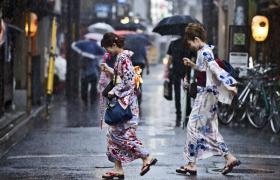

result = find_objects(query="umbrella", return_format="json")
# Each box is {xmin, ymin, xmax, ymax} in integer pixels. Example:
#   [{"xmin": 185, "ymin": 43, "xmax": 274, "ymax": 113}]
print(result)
[
  {"xmin": 124, "ymin": 34, "xmax": 150, "ymax": 65},
  {"xmin": 124, "ymin": 34, "xmax": 151, "ymax": 48},
  {"xmin": 88, "ymin": 22, "xmax": 115, "ymax": 34},
  {"xmin": 84, "ymin": 32, "xmax": 103, "ymax": 41},
  {"xmin": 114, "ymin": 22, "xmax": 146, "ymax": 31},
  {"xmin": 153, "ymin": 15, "xmax": 200, "ymax": 36},
  {"xmin": 114, "ymin": 30, "xmax": 136, "ymax": 37},
  {"xmin": 71, "ymin": 39, "xmax": 104, "ymax": 60}
]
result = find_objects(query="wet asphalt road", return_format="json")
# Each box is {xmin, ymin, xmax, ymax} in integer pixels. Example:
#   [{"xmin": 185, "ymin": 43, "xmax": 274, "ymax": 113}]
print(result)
[{"xmin": 0, "ymin": 64, "xmax": 280, "ymax": 180}]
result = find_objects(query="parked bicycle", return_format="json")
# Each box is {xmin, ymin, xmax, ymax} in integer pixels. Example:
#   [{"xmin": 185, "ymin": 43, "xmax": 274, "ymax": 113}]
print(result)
[
  {"xmin": 246, "ymin": 64, "xmax": 280, "ymax": 133},
  {"xmin": 218, "ymin": 64, "xmax": 280, "ymax": 133},
  {"xmin": 218, "ymin": 65, "xmax": 260, "ymax": 125}
]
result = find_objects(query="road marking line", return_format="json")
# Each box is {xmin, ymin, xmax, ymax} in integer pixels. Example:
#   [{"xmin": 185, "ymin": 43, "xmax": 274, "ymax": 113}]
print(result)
[
  {"xmin": 7, "ymin": 154, "xmax": 104, "ymax": 159},
  {"xmin": 7, "ymin": 153, "xmax": 280, "ymax": 160},
  {"xmin": 7, "ymin": 152, "xmax": 166, "ymax": 160},
  {"xmin": 236, "ymin": 154, "xmax": 280, "ymax": 159}
]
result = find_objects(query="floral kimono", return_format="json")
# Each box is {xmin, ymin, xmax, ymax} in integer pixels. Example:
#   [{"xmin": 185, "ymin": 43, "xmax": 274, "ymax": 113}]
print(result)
[
  {"xmin": 99, "ymin": 53, "xmax": 113, "ymax": 128},
  {"xmin": 106, "ymin": 50, "xmax": 149, "ymax": 163},
  {"xmin": 184, "ymin": 44, "xmax": 237, "ymax": 162}
]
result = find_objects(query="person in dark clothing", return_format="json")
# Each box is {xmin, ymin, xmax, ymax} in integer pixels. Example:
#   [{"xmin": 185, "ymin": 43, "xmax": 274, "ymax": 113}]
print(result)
[
  {"xmin": 71, "ymin": 39, "xmax": 104, "ymax": 106},
  {"xmin": 124, "ymin": 34, "xmax": 150, "ymax": 76},
  {"xmin": 80, "ymin": 57, "xmax": 100, "ymax": 105},
  {"xmin": 129, "ymin": 45, "xmax": 149, "ymax": 75},
  {"xmin": 124, "ymin": 35, "xmax": 150, "ymax": 106},
  {"xmin": 166, "ymin": 37, "xmax": 195, "ymax": 127}
]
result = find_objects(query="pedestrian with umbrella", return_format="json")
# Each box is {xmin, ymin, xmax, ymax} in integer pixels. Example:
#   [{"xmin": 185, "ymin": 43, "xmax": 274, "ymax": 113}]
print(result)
[
  {"xmin": 71, "ymin": 34, "xmax": 104, "ymax": 106},
  {"xmin": 153, "ymin": 15, "xmax": 198, "ymax": 126}
]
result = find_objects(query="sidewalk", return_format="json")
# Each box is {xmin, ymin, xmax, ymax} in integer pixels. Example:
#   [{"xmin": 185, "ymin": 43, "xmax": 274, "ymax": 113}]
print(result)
[
  {"xmin": 0, "ymin": 64, "xmax": 279, "ymax": 179},
  {"xmin": 0, "ymin": 106, "xmax": 45, "ymax": 159}
]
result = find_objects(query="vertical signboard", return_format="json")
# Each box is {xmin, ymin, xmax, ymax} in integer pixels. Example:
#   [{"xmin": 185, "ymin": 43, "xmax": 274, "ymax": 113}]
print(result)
[{"xmin": 228, "ymin": 25, "xmax": 249, "ymax": 68}]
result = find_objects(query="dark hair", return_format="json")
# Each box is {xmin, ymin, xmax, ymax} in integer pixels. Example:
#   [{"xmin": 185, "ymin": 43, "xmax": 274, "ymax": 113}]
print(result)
[
  {"xmin": 184, "ymin": 23, "xmax": 207, "ymax": 43},
  {"xmin": 101, "ymin": 32, "xmax": 125, "ymax": 48}
]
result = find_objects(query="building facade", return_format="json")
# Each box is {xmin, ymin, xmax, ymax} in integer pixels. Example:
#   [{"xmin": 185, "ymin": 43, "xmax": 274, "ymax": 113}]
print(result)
[{"xmin": 202, "ymin": 0, "xmax": 280, "ymax": 68}]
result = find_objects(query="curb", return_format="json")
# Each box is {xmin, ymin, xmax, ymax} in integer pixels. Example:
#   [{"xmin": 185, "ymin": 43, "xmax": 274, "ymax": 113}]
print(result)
[{"xmin": 0, "ymin": 106, "xmax": 46, "ymax": 158}]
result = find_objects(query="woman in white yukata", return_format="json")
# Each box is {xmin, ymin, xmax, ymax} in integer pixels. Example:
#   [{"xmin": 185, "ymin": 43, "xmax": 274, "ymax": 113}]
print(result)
[
  {"xmin": 176, "ymin": 23, "xmax": 240, "ymax": 175},
  {"xmin": 100, "ymin": 33, "xmax": 157, "ymax": 179}
]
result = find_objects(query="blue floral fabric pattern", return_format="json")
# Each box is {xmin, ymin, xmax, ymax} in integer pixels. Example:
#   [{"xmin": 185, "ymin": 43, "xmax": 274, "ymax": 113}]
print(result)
[
  {"xmin": 218, "ymin": 143, "xmax": 229, "ymax": 153},
  {"xmin": 189, "ymin": 138, "xmax": 209, "ymax": 155},
  {"xmin": 184, "ymin": 45, "xmax": 232, "ymax": 162},
  {"xmin": 202, "ymin": 51, "xmax": 214, "ymax": 62},
  {"xmin": 200, "ymin": 45, "xmax": 237, "ymax": 104}
]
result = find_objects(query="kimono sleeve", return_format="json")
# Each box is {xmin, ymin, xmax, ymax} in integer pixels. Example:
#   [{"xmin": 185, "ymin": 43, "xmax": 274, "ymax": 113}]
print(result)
[
  {"xmin": 112, "ymin": 56, "xmax": 135, "ymax": 98},
  {"xmin": 202, "ymin": 50, "xmax": 237, "ymax": 88}
]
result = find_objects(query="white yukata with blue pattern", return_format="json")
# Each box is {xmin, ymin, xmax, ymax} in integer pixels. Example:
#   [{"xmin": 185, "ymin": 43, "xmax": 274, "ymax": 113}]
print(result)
[{"xmin": 184, "ymin": 44, "xmax": 237, "ymax": 163}]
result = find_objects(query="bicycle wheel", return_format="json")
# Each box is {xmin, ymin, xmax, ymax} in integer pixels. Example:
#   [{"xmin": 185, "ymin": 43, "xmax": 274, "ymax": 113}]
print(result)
[
  {"xmin": 218, "ymin": 102, "xmax": 235, "ymax": 124},
  {"xmin": 246, "ymin": 91, "xmax": 268, "ymax": 128},
  {"xmin": 270, "ymin": 93, "xmax": 280, "ymax": 133},
  {"xmin": 234, "ymin": 104, "xmax": 247, "ymax": 122}
]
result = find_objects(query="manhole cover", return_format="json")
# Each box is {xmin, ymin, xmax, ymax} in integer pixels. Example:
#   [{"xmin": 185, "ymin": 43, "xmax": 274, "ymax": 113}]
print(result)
[
  {"xmin": 208, "ymin": 168, "xmax": 274, "ymax": 174},
  {"xmin": 95, "ymin": 166, "xmax": 113, "ymax": 169}
]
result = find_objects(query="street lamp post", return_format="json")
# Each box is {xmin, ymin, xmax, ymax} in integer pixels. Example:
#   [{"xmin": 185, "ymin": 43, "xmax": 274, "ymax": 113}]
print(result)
[{"xmin": 24, "ymin": 12, "xmax": 38, "ymax": 114}]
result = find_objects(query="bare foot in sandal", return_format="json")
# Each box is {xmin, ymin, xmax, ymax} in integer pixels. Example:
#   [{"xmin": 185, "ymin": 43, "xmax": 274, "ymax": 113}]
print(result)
[
  {"xmin": 176, "ymin": 163, "xmax": 197, "ymax": 175},
  {"xmin": 222, "ymin": 153, "xmax": 241, "ymax": 175},
  {"xmin": 140, "ymin": 156, "xmax": 158, "ymax": 176},
  {"xmin": 102, "ymin": 169, "xmax": 124, "ymax": 179}
]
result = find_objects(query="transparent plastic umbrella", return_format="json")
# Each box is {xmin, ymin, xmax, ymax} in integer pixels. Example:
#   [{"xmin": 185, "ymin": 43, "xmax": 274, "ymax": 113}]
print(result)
[
  {"xmin": 88, "ymin": 22, "xmax": 115, "ymax": 34},
  {"xmin": 84, "ymin": 32, "xmax": 103, "ymax": 41}
]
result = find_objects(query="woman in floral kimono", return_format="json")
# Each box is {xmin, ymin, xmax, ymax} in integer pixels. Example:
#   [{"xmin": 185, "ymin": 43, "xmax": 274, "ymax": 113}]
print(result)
[
  {"xmin": 176, "ymin": 23, "xmax": 240, "ymax": 175},
  {"xmin": 100, "ymin": 33, "xmax": 157, "ymax": 179}
]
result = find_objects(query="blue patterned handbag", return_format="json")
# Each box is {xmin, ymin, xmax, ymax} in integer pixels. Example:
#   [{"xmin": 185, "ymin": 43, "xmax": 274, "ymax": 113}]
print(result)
[{"xmin": 104, "ymin": 98, "xmax": 133, "ymax": 125}]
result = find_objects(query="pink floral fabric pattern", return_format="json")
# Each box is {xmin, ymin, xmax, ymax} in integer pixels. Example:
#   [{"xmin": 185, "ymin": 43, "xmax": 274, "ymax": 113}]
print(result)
[
  {"xmin": 106, "ymin": 50, "xmax": 149, "ymax": 163},
  {"xmin": 98, "ymin": 53, "xmax": 112, "ymax": 125},
  {"xmin": 107, "ymin": 127, "xmax": 149, "ymax": 163}
]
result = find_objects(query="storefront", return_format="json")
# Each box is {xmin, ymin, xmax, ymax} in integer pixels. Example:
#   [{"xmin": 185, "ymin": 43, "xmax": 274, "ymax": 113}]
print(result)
[
  {"xmin": 0, "ymin": 0, "xmax": 56, "ymax": 118},
  {"xmin": 253, "ymin": 0, "xmax": 280, "ymax": 66}
]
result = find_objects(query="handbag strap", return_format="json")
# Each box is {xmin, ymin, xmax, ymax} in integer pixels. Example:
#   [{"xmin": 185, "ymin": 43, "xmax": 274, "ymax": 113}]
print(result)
[
  {"xmin": 113, "ymin": 59, "xmax": 120, "ymax": 85},
  {"xmin": 190, "ymin": 68, "xmax": 196, "ymax": 83}
]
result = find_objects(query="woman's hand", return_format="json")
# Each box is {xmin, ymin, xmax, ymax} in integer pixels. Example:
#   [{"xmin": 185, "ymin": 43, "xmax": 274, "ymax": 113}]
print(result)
[
  {"xmin": 183, "ymin": 58, "xmax": 192, "ymax": 66},
  {"xmin": 107, "ymin": 90, "xmax": 115, "ymax": 98},
  {"xmin": 100, "ymin": 63, "xmax": 109, "ymax": 72},
  {"xmin": 100, "ymin": 63, "xmax": 114, "ymax": 75},
  {"xmin": 183, "ymin": 57, "xmax": 196, "ymax": 69},
  {"xmin": 227, "ymin": 86, "xmax": 238, "ymax": 96}
]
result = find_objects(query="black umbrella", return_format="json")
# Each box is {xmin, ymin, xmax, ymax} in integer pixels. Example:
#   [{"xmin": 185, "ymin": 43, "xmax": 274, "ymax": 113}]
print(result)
[
  {"xmin": 153, "ymin": 15, "xmax": 200, "ymax": 36},
  {"xmin": 124, "ymin": 34, "xmax": 151, "ymax": 48}
]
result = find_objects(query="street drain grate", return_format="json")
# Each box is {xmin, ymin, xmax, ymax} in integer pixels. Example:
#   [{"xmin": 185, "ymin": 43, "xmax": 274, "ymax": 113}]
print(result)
[{"xmin": 208, "ymin": 168, "xmax": 274, "ymax": 174}]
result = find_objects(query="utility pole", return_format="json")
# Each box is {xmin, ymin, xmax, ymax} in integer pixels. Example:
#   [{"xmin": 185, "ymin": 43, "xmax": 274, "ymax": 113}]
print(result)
[
  {"xmin": 26, "ymin": 12, "xmax": 32, "ymax": 114},
  {"xmin": 65, "ymin": 0, "xmax": 80, "ymax": 102}
]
